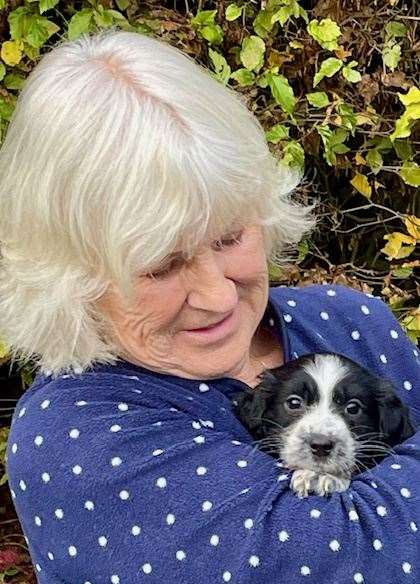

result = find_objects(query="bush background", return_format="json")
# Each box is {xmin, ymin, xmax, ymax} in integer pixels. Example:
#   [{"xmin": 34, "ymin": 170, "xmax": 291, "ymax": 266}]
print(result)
[{"xmin": 0, "ymin": 0, "xmax": 418, "ymax": 580}]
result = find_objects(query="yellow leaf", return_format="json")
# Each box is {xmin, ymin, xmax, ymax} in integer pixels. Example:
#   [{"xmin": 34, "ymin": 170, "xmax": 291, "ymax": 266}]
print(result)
[
  {"xmin": 1, "ymin": 40, "xmax": 23, "ymax": 66},
  {"xmin": 350, "ymin": 173, "xmax": 372, "ymax": 198},
  {"xmin": 381, "ymin": 231, "xmax": 416, "ymax": 259},
  {"xmin": 398, "ymin": 86, "xmax": 420, "ymax": 107},
  {"xmin": 355, "ymin": 152, "xmax": 366, "ymax": 165},
  {"xmin": 404, "ymin": 215, "xmax": 420, "ymax": 240}
]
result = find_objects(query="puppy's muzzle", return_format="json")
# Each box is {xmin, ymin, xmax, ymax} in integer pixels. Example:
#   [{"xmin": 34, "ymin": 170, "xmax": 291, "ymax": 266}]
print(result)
[{"xmin": 308, "ymin": 433, "xmax": 335, "ymax": 458}]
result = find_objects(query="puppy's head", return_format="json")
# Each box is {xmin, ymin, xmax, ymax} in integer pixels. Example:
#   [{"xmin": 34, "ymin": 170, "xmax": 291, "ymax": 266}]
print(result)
[{"xmin": 234, "ymin": 353, "xmax": 414, "ymax": 477}]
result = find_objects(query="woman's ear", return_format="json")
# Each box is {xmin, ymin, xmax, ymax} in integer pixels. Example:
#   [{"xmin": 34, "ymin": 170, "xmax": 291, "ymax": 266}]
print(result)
[{"xmin": 375, "ymin": 380, "xmax": 415, "ymax": 446}]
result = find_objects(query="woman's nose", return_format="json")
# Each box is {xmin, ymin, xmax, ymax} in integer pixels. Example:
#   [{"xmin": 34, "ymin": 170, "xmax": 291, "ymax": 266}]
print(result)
[{"xmin": 184, "ymin": 250, "xmax": 238, "ymax": 313}]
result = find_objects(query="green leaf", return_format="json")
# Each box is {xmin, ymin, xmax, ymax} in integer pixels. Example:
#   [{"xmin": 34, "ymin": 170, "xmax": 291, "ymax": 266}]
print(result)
[
  {"xmin": 68, "ymin": 9, "xmax": 94, "ymax": 41},
  {"xmin": 281, "ymin": 140, "xmax": 305, "ymax": 170},
  {"xmin": 115, "ymin": 0, "xmax": 130, "ymax": 10},
  {"xmin": 0, "ymin": 62, "xmax": 5, "ymax": 83},
  {"xmin": 313, "ymin": 57, "xmax": 343, "ymax": 87},
  {"xmin": 385, "ymin": 21, "xmax": 407, "ymax": 38},
  {"xmin": 366, "ymin": 148, "xmax": 383, "ymax": 174},
  {"xmin": 225, "ymin": 3, "xmax": 242, "ymax": 21},
  {"xmin": 297, "ymin": 239, "xmax": 310, "ymax": 262},
  {"xmin": 393, "ymin": 139, "xmax": 414, "ymax": 161},
  {"xmin": 0, "ymin": 95, "xmax": 16, "ymax": 121},
  {"xmin": 230, "ymin": 68, "xmax": 255, "ymax": 86},
  {"xmin": 252, "ymin": 10, "xmax": 275, "ymax": 39},
  {"xmin": 383, "ymin": 41, "xmax": 401, "ymax": 71},
  {"xmin": 8, "ymin": 6, "xmax": 33, "ymax": 40},
  {"xmin": 200, "ymin": 24, "xmax": 224, "ymax": 45},
  {"xmin": 208, "ymin": 48, "xmax": 231, "ymax": 85},
  {"xmin": 240, "ymin": 35, "xmax": 265, "ymax": 72},
  {"xmin": 268, "ymin": 73, "xmax": 296, "ymax": 114},
  {"xmin": 4, "ymin": 72, "xmax": 26, "ymax": 90},
  {"xmin": 307, "ymin": 18, "xmax": 341, "ymax": 50},
  {"xmin": 191, "ymin": 10, "xmax": 217, "ymax": 27},
  {"xmin": 342, "ymin": 63, "xmax": 362, "ymax": 83},
  {"xmin": 399, "ymin": 161, "xmax": 420, "ymax": 186},
  {"xmin": 306, "ymin": 91, "xmax": 329, "ymax": 108},
  {"xmin": 391, "ymin": 266, "xmax": 413, "ymax": 279},
  {"xmin": 265, "ymin": 123, "xmax": 289, "ymax": 143},
  {"xmin": 39, "ymin": 0, "xmax": 59, "ymax": 14},
  {"xmin": 271, "ymin": 7, "xmax": 292, "ymax": 27}
]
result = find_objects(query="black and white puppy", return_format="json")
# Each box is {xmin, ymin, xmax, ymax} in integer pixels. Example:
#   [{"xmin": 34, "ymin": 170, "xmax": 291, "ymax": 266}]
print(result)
[{"xmin": 233, "ymin": 353, "xmax": 415, "ymax": 498}]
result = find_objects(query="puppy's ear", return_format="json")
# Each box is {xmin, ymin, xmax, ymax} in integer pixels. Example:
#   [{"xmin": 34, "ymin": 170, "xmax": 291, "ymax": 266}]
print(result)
[
  {"xmin": 233, "ymin": 373, "xmax": 277, "ymax": 438},
  {"xmin": 375, "ymin": 380, "xmax": 415, "ymax": 446}
]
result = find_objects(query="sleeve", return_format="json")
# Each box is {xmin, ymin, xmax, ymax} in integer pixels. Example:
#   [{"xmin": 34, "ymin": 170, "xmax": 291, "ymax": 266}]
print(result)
[{"xmin": 6, "ymin": 373, "xmax": 420, "ymax": 584}]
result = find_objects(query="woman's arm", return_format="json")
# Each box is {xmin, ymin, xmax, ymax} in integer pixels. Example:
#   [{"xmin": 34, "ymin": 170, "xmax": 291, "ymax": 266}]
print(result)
[{"xmin": 7, "ymin": 371, "xmax": 420, "ymax": 583}]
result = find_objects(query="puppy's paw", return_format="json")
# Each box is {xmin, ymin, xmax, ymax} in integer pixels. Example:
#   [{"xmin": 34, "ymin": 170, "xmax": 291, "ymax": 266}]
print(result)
[
  {"xmin": 290, "ymin": 469, "xmax": 318, "ymax": 498},
  {"xmin": 315, "ymin": 473, "xmax": 350, "ymax": 496}
]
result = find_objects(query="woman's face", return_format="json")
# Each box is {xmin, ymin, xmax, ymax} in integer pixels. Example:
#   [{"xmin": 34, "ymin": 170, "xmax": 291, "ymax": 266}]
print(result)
[{"xmin": 98, "ymin": 222, "xmax": 270, "ymax": 381}]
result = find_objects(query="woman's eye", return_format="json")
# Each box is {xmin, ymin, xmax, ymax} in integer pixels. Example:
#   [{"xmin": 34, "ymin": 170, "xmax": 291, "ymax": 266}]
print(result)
[
  {"xmin": 213, "ymin": 230, "xmax": 243, "ymax": 250},
  {"xmin": 285, "ymin": 395, "xmax": 304, "ymax": 411},
  {"xmin": 147, "ymin": 258, "xmax": 183, "ymax": 279},
  {"xmin": 345, "ymin": 400, "xmax": 362, "ymax": 416}
]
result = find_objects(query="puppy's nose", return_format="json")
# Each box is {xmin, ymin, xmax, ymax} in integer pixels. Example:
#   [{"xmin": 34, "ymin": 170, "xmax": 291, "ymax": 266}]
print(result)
[{"xmin": 309, "ymin": 433, "xmax": 335, "ymax": 457}]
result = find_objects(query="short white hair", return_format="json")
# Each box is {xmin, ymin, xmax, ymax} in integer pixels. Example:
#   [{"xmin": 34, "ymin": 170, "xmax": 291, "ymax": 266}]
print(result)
[{"xmin": 0, "ymin": 28, "xmax": 316, "ymax": 377}]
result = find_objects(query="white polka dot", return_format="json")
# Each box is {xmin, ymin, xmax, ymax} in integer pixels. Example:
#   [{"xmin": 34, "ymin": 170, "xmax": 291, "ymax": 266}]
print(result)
[
  {"xmin": 47, "ymin": 552, "xmax": 54, "ymax": 560},
  {"xmin": 301, "ymin": 565, "xmax": 311, "ymax": 576},
  {"xmin": 327, "ymin": 290, "xmax": 336, "ymax": 296},
  {"xmin": 193, "ymin": 436, "xmax": 205, "ymax": 444},
  {"xmin": 329, "ymin": 540, "xmax": 340, "ymax": 551},
  {"xmin": 223, "ymin": 572, "xmax": 232, "ymax": 582},
  {"xmin": 371, "ymin": 481, "xmax": 378, "ymax": 488},
  {"xmin": 10, "ymin": 489, "xmax": 16, "ymax": 499},
  {"xmin": 110, "ymin": 424, "xmax": 122, "ymax": 432},
  {"xmin": 35, "ymin": 563, "xmax": 41, "ymax": 572},
  {"xmin": 310, "ymin": 509, "xmax": 321, "ymax": 518},
  {"xmin": 68, "ymin": 545, "xmax": 77, "ymax": 557},
  {"xmin": 349, "ymin": 509, "xmax": 359, "ymax": 521},
  {"xmin": 55, "ymin": 508, "xmax": 64, "ymax": 519},
  {"xmin": 166, "ymin": 513, "xmax": 175, "ymax": 525},
  {"xmin": 231, "ymin": 440, "xmax": 242, "ymax": 445},
  {"xmin": 199, "ymin": 383, "xmax": 210, "ymax": 392},
  {"xmin": 34, "ymin": 435, "xmax": 44, "ymax": 446},
  {"xmin": 390, "ymin": 329, "xmax": 399, "ymax": 339},
  {"xmin": 373, "ymin": 539, "xmax": 383, "ymax": 550},
  {"xmin": 40, "ymin": 400, "xmax": 50, "ymax": 409},
  {"xmin": 18, "ymin": 407, "xmax": 26, "ymax": 418},
  {"xmin": 379, "ymin": 354, "xmax": 387, "ymax": 364},
  {"xmin": 202, "ymin": 500, "xmax": 213, "ymax": 511},
  {"xmin": 283, "ymin": 314, "xmax": 292, "ymax": 323},
  {"xmin": 287, "ymin": 300, "xmax": 296, "ymax": 307},
  {"xmin": 111, "ymin": 457, "xmax": 122, "ymax": 467},
  {"xmin": 84, "ymin": 500, "xmax": 94, "ymax": 510},
  {"xmin": 34, "ymin": 515, "xmax": 42, "ymax": 526},
  {"xmin": 391, "ymin": 463, "xmax": 401, "ymax": 469},
  {"xmin": 401, "ymin": 488, "xmax": 411, "ymax": 498},
  {"xmin": 351, "ymin": 330, "xmax": 360, "ymax": 340},
  {"xmin": 42, "ymin": 472, "xmax": 50, "ymax": 483},
  {"xmin": 131, "ymin": 525, "xmax": 141, "ymax": 536},
  {"xmin": 192, "ymin": 421, "xmax": 201, "ymax": 430},
  {"xmin": 75, "ymin": 400, "xmax": 87, "ymax": 406},
  {"xmin": 237, "ymin": 460, "xmax": 247, "ymax": 468},
  {"xmin": 69, "ymin": 429, "xmax": 80, "ymax": 439},
  {"xmin": 402, "ymin": 562, "xmax": 412, "ymax": 574},
  {"xmin": 360, "ymin": 305, "xmax": 370, "ymax": 314},
  {"xmin": 111, "ymin": 576, "xmax": 120, "ymax": 584},
  {"xmin": 156, "ymin": 477, "xmax": 167, "ymax": 488},
  {"xmin": 72, "ymin": 465, "xmax": 82, "ymax": 475},
  {"xmin": 410, "ymin": 521, "xmax": 417, "ymax": 532},
  {"xmin": 119, "ymin": 490, "xmax": 130, "ymax": 500},
  {"xmin": 249, "ymin": 555, "xmax": 260, "ymax": 567},
  {"xmin": 277, "ymin": 474, "xmax": 289, "ymax": 482},
  {"xmin": 210, "ymin": 534, "xmax": 219, "ymax": 546},
  {"xmin": 244, "ymin": 519, "xmax": 254, "ymax": 530},
  {"xmin": 176, "ymin": 550, "xmax": 186, "ymax": 561},
  {"xmin": 153, "ymin": 449, "xmax": 164, "ymax": 456},
  {"xmin": 98, "ymin": 536, "xmax": 107, "ymax": 547},
  {"xmin": 376, "ymin": 505, "xmax": 387, "ymax": 516},
  {"xmin": 320, "ymin": 311, "xmax": 329, "ymax": 320},
  {"xmin": 196, "ymin": 466, "xmax": 207, "ymax": 476},
  {"xmin": 354, "ymin": 573, "xmax": 364, "ymax": 583},
  {"xmin": 118, "ymin": 402, "xmax": 128, "ymax": 411},
  {"xmin": 269, "ymin": 318, "xmax": 275, "ymax": 326},
  {"xmin": 19, "ymin": 480, "xmax": 26, "ymax": 491},
  {"xmin": 11, "ymin": 443, "xmax": 17, "ymax": 453},
  {"xmin": 279, "ymin": 530, "xmax": 289, "ymax": 542},
  {"xmin": 404, "ymin": 381, "xmax": 412, "ymax": 391}
]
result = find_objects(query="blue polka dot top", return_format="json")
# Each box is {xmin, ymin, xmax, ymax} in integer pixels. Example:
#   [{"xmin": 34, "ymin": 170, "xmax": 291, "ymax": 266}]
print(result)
[{"xmin": 6, "ymin": 284, "xmax": 420, "ymax": 583}]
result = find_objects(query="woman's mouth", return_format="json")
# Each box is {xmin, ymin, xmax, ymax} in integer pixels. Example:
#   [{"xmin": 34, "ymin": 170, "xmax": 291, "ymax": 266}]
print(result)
[{"xmin": 182, "ymin": 311, "xmax": 237, "ymax": 343}]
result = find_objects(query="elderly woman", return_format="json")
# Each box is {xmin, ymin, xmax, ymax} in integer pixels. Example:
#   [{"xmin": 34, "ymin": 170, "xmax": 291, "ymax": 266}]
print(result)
[{"xmin": 1, "ymin": 29, "xmax": 419, "ymax": 584}]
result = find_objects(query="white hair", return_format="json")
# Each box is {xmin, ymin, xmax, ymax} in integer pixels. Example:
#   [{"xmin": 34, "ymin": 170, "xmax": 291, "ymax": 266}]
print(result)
[{"xmin": 0, "ymin": 28, "xmax": 316, "ymax": 377}]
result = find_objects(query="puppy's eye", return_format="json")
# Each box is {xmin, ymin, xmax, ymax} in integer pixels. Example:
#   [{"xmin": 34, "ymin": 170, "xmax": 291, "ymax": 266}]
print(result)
[
  {"xmin": 285, "ymin": 395, "xmax": 304, "ymax": 411},
  {"xmin": 345, "ymin": 400, "xmax": 363, "ymax": 416}
]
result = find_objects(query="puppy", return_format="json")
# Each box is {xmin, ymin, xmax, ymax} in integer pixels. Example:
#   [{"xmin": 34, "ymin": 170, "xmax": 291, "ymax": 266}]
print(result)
[{"xmin": 233, "ymin": 353, "xmax": 415, "ymax": 498}]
